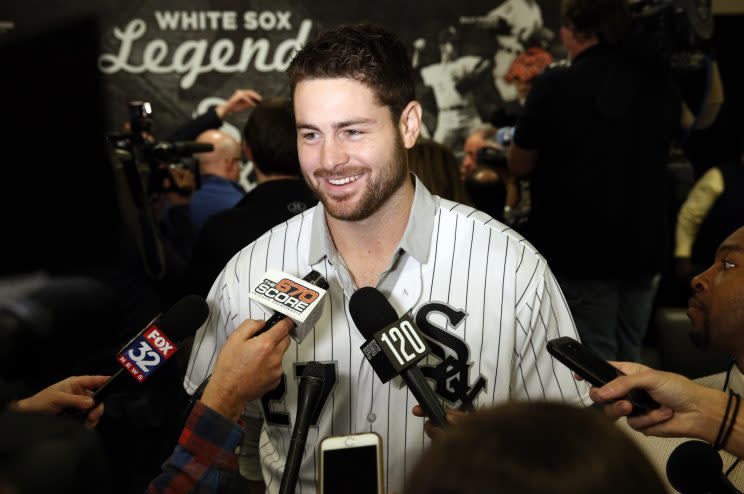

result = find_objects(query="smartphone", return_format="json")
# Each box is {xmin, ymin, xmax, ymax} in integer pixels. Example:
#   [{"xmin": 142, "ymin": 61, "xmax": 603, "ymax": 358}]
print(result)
[
  {"xmin": 319, "ymin": 432, "xmax": 383, "ymax": 494},
  {"xmin": 547, "ymin": 336, "xmax": 659, "ymax": 416}
]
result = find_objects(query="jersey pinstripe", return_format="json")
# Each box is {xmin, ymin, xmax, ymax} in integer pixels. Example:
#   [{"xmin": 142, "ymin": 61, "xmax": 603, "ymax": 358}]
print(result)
[{"xmin": 184, "ymin": 178, "xmax": 590, "ymax": 494}]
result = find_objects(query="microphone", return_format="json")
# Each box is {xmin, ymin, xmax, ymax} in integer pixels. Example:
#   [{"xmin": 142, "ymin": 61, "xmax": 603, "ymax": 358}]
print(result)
[
  {"xmin": 88, "ymin": 294, "xmax": 209, "ymax": 407},
  {"xmin": 251, "ymin": 270, "xmax": 329, "ymax": 338},
  {"xmin": 279, "ymin": 361, "xmax": 326, "ymax": 494},
  {"xmin": 188, "ymin": 270, "xmax": 329, "ymax": 409},
  {"xmin": 349, "ymin": 287, "xmax": 448, "ymax": 429},
  {"xmin": 666, "ymin": 440, "xmax": 741, "ymax": 493}
]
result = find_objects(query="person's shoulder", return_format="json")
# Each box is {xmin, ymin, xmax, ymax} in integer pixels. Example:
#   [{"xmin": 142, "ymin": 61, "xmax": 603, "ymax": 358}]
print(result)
[
  {"xmin": 530, "ymin": 59, "xmax": 570, "ymax": 87},
  {"xmin": 246, "ymin": 204, "xmax": 316, "ymax": 249},
  {"xmin": 435, "ymin": 197, "xmax": 542, "ymax": 258},
  {"xmin": 238, "ymin": 207, "xmax": 317, "ymax": 254}
]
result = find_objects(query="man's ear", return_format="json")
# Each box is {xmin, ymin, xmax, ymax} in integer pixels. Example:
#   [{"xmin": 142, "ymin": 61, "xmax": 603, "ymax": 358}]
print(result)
[{"xmin": 399, "ymin": 101, "xmax": 423, "ymax": 149}]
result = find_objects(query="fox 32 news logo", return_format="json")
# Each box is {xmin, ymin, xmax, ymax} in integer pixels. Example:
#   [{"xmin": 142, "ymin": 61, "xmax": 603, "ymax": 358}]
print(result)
[
  {"xmin": 117, "ymin": 327, "xmax": 177, "ymax": 382},
  {"xmin": 254, "ymin": 277, "xmax": 319, "ymax": 315}
]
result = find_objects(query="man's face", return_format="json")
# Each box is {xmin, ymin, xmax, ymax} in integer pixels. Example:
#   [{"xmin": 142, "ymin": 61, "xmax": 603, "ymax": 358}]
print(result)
[
  {"xmin": 687, "ymin": 227, "xmax": 744, "ymax": 351},
  {"xmin": 461, "ymin": 132, "xmax": 487, "ymax": 179},
  {"xmin": 293, "ymin": 78, "xmax": 409, "ymax": 222}
]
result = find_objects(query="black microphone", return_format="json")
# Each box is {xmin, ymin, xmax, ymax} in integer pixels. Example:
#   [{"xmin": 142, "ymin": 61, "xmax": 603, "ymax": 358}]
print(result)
[
  {"xmin": 279, "ymin": 361, "xmax": 326, "ymax": 494},
  {"xmin": 88, "ymin": 294, "xmax": 209, "ymax": 407},
  {"xmin": 349, "ymin": 287, "xmax": 448, "ymax": 429},
  {"xmin": 666, "ymin": 440, "xmax": 741, "ymax": 493}
]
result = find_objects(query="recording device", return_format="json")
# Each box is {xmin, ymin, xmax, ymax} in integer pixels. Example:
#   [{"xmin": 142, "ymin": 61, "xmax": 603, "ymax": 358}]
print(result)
[
  {"xmin": 476, "ymin": 146, "xmax": 508, "ymax": 169},
  {"xmin": 630, "ymin": 0, "xmax": 714, "ymax": 70},
  {"xmin": 107, "ymin": 101, "xmax": 212, "ymax": 195},
  {"xmin": 279, "ymin": 362, "xmax": 326, "ymax": 494},
  {"xmin": 349, "ymin": 287, "xmax": 448, "ymax": 429},
  {"xmin": 87, "ymin": 294, "xmax": 209, "ymax": 408},
  {"xmin": 319, "ymin": 432, "xmax": 384, "ymax": 494},
  {"xmin": 547, "ymin": 336, "xmax": 659, "ymax": 416},
  {"xmin": 666, "ymin": 440, "xmax": 740, "ymax": 493}
]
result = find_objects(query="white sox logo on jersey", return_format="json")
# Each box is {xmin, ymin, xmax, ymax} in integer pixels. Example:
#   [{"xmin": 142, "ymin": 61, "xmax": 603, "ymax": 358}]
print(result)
[
  {"xmin": 260, "ymin": 302, "xmax": 486, "ymax": 426},
  {"xmin": 415, "ymin": 302, "xmax": 487, "ymax": 412}
]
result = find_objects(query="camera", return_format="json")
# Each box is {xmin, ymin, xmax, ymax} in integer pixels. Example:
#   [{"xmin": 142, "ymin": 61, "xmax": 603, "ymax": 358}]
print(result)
[
  {"xmin": 630, "ymin": 0, "xmax": 714, "ymax": 70},
  {"xmin": 107, "ymin": 101, "xmax": 213, "ymax": 195},
  {"xmin": 476, "ymin": 146, "xmax": 508, "ymax": 169}
]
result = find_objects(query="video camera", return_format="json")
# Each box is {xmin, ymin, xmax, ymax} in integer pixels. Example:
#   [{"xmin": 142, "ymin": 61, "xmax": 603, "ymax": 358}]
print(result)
[
  {"xmin": 107, "ymin": 101, "xmax": 213, "ymax": 195},
  {"xmin": 630, "ymin": 0, "xmax": 714, "ymax": 70}
]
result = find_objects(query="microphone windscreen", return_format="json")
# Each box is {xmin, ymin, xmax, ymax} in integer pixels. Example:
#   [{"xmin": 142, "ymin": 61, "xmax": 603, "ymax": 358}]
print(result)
[
  {"xmin": 666, "ymin": 440, "xmax": 723, "ymax": 493},
  {"xmin": 159, "ymin": 294, "xmax": 209, "ymax": 341},
  {"xmin": 349, "ymin": 287, "xmax": 399, "ymax": 340}
]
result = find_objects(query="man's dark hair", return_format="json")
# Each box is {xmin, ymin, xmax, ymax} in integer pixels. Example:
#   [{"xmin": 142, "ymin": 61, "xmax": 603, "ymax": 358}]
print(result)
[
  {"xmin": 560, "ymin": 0, "xmax": 631, "ymax": 46},
  {"xmin": 242, "ymin": 97, "xmax": 300, "ymax": 176},
  {"xmin": 287, "ymin": 23, "xmax": 416, "ymax": 121},
  {"xmin": 407, "ymin": 402, "xmax": 666, "ymax": 494}
]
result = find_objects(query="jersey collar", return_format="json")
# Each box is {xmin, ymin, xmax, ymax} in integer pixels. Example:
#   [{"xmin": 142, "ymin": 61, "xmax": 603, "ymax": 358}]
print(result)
[{"xmin": 307, "ymin": 173, "xmax": 437, "ymax": 266}]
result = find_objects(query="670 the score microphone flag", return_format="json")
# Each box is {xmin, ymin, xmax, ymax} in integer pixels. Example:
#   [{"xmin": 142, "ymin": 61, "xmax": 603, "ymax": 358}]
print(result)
[
  {"xmin": 247, "ymin": 269, "xmax": 329, "ymax": 340},
  {"xmin": 186, "ymin": 270, "xmax": 329, "ymax": 409}
]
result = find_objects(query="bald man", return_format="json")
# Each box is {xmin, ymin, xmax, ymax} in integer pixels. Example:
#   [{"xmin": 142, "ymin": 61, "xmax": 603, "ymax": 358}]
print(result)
[{"xmin": 190, "ymin": 130, "xmax": 245, "ymax": 233}]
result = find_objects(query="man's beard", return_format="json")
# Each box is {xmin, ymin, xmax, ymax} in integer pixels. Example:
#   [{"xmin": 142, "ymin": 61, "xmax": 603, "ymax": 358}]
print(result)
[{"xmin": 307, "ymin": 133, "xmax": 409, "ymax": 222}]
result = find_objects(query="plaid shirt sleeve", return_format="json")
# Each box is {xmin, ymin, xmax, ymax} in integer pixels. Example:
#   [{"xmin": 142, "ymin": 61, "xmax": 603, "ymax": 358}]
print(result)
[{"xmin": 145, "ymin": 401, "xmax": 244, "ymax": 494}]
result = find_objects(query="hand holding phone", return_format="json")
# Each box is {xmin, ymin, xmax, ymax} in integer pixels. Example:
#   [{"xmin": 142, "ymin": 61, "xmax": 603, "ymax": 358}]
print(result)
[{"xmin": 547, "ymin": 337, "xmax": 659, "ymax": 416}]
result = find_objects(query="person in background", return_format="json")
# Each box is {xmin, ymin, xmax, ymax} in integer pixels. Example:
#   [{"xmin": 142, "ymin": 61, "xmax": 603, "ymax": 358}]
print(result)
[
  {"xmin": 407, "ymin": 402, "xmax": 666, "ymax": 494},
  {"xmin": 674, "ymin": 150, "xmax": 744, "ymax": 282},
  {"xmin": 406, "ymin": 137, "xmax": 472, "ymax": 205},
  {"xmin": 591, "ymin": 225, "xmax": 744, "ymax": 489},
  {"xmin": 508, "ymin": 0, "xmax": 680, "ymax": 361},
  {"xmin": 188, "ymin": 97, "xmax": 317, "ymax": 297},
  {"xmin": 190, "ymin": 130, "xmax": 245, "ymax": 234},
  {"xmin": 461, "ymin": 125, "xmax": 526, "ymax": 224}
]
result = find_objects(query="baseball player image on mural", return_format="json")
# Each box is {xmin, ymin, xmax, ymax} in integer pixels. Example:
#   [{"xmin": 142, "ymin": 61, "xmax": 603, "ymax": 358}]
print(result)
[{"xmin": 184, "ymin": 23, "xmax": 590, "ymax": 494}]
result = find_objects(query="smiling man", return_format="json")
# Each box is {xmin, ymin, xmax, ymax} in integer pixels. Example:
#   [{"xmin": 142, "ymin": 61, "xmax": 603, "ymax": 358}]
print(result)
[{"xmin": 185, "ymin": 24, "xmax": 589, "ymax": 494}]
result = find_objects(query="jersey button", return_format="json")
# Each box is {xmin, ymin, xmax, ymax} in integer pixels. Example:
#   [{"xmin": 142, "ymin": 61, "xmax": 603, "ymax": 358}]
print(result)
[{"xmin": 367, "ymin": 412, "xmax": 377, "ymax": 423}]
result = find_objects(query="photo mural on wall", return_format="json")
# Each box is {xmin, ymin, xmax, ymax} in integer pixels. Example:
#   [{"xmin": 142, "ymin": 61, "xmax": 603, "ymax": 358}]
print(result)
[{"xmin": 1, "ymin": 0, "xmax": 563, "ymax": 153}]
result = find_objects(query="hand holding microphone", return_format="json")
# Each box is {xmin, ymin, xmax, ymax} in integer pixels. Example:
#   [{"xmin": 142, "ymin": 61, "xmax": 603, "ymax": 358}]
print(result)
[
  {"xmin": 10, "ymin": 375, "xmax": 110, "ymax": 429},
  {"xmin": 201, "ymin": 317, "xmax": 293, "ymax": 422},
  {"xmin": 189, "ymin": 270, "xmax": 328, "ymax": 407}
]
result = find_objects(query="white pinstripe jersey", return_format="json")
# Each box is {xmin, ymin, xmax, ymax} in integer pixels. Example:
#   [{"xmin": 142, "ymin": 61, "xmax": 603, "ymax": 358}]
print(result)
[{"xmin": 184, "ymin": 176, "xmax": 591, "ymax": 494}]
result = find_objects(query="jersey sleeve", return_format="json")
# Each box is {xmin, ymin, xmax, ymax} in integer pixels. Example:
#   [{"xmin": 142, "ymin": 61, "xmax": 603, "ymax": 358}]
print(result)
[
  {"xmin": 183, "ymin": 254, "xmax": 243, "ymax": 395},
  {"xmin": 510, "ymin": 260, "xmax": 591, "ymax": 406}
]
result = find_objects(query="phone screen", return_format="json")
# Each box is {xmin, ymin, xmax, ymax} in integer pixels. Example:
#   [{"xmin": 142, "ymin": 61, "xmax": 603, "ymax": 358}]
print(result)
[{"xmin": 322, "ymin": 445, "xmax": 379, "ymax": 494}]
